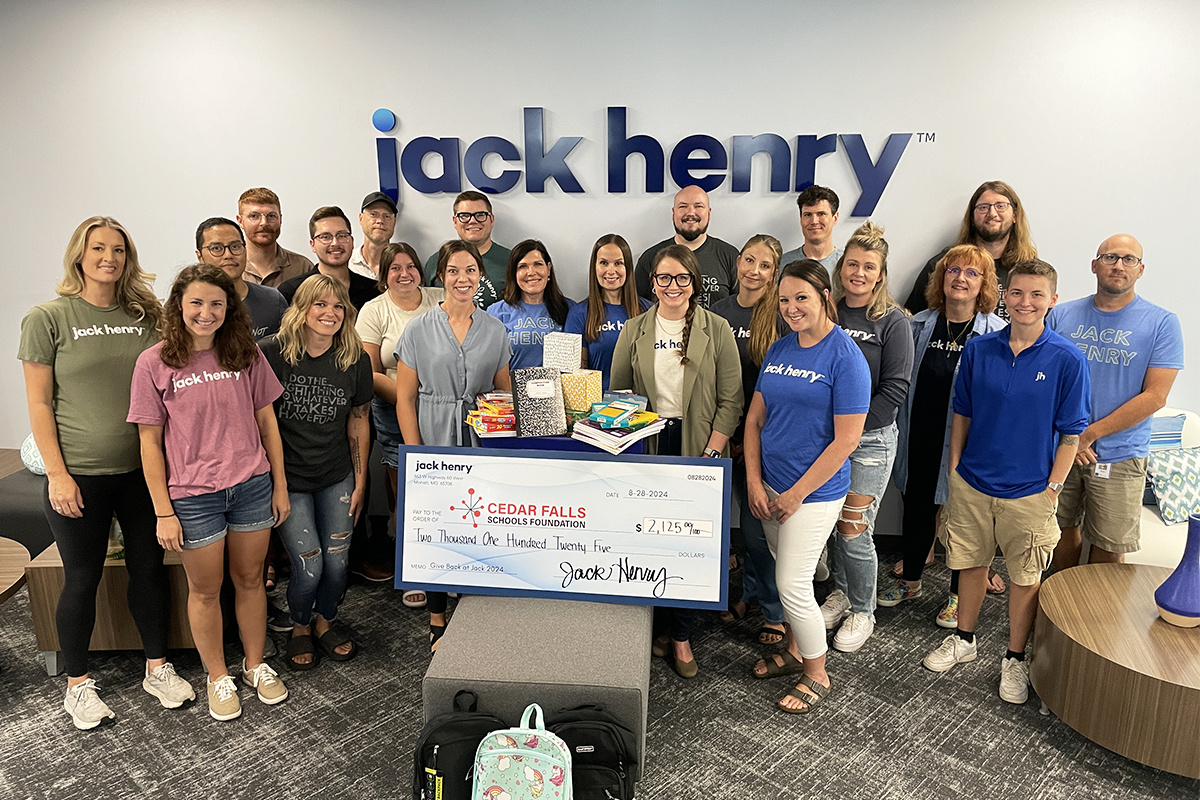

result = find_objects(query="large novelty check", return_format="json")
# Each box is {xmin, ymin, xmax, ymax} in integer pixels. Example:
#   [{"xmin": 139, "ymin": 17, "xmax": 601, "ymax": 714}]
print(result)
[{"xmin": 395, "ymin": 445, "xmax": 730, "ymax": 610}]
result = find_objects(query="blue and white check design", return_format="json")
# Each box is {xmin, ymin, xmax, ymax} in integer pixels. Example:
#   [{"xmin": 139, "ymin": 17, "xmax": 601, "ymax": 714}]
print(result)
[{"xmin": 1148, "ymin": 447, "xmax": 1200, "ymax": 524}]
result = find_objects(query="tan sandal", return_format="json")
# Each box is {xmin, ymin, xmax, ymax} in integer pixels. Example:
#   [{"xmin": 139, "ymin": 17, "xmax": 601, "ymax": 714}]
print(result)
[{"xmin": 777, "ymin": 675, "xmax": 830, "ymax": 714}]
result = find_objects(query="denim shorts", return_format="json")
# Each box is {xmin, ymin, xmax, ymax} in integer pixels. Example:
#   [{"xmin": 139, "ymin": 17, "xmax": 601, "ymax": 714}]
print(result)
[{"xmin": 172, "ymin": 471, "xmax": 276, "ymax": 550}]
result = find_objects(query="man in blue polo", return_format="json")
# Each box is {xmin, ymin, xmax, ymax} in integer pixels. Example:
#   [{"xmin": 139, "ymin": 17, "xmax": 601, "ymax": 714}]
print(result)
[
  {"xmin": 921, "ymin": 258, "xmax": 1090, "ymax": 706},
  {"xmin": 1047, "ymin": 234, "xmax": 1183, "ymax": 569}
]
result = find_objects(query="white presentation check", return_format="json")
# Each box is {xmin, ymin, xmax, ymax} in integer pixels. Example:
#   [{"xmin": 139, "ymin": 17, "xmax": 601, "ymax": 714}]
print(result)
[{"xmin": 395, "ymin": 445, "xmax": 730, "ymax": 610}]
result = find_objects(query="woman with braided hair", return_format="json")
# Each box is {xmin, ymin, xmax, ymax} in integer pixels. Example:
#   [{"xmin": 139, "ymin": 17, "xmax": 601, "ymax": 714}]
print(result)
[{"xmin": 610, "ymin": 244, "xmax": 743, "ymax": 679}]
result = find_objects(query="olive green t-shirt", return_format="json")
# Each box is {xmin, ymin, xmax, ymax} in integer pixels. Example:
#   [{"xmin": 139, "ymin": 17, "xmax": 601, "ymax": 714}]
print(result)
[{"xmin": 18, "ymin": 296, "xmax": 158, "ymax": 475}]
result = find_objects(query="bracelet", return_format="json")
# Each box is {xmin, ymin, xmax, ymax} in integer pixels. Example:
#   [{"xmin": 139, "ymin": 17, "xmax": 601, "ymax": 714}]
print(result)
[{"xmin": 156, "ymin": 513, "xmax": 176, "ymax": 518}]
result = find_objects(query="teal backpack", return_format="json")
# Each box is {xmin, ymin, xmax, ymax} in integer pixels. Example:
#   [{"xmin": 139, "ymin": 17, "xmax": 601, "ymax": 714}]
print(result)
[{"xmin": 472, "ymin": 703, "xmax": 573, "ymax": 800}]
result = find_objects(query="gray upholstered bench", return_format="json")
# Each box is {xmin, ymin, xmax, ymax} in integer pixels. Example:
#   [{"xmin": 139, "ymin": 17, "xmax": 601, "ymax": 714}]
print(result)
[{"xmin": 423, "ymin": 595, "xmax": 652, "ymax": 769}]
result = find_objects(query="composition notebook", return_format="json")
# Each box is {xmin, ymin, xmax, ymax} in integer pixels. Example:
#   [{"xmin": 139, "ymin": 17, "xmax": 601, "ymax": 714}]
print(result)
[{"xmin": 511, "ymin": 366, "xmax": 568, "ymax": 437}]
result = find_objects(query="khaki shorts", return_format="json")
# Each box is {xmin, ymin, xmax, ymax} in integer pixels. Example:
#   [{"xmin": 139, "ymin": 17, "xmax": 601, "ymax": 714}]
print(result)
[
  {"xmin": 938, "ymin": 470, "xmax": 1060, "ymax": 586},
  {"xmin": 1055, "ymin": 458, "xmax": 1146, "ymax": 555}
]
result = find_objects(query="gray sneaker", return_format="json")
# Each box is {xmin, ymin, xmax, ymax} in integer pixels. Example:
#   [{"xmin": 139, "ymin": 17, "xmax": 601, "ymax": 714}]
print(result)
[
  {"xmin": 142, "ymin": 663, "xmax": 196, "ymax": 708},
  {"xmin": 64, "ymin": 679, "xmax": 116, "ymax": 730}
]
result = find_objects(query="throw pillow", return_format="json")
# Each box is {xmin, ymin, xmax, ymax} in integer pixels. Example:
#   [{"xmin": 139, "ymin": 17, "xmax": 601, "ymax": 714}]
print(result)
[{"xmin": 1147, "ymin": 447, "xmax": 1200, "ymax": 524}]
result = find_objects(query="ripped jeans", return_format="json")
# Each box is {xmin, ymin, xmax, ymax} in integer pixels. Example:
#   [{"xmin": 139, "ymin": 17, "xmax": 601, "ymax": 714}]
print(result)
[
  {"xmin": 831, "ymin": 423, "xmax": 898, "ymax": 615},
  {"xmin": 280, "ymin": 472, "xmax": 355, "ymax": 627}
]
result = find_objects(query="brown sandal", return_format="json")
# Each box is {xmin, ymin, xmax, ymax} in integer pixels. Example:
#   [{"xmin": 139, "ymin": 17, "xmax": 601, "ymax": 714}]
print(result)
[
  {"xmin": 752, "ymin": 650, "xmax": 804, "ymax": 680},
  {"xmin": 777, "ymin": 675, "xmax": 830, "ymax": 714}
]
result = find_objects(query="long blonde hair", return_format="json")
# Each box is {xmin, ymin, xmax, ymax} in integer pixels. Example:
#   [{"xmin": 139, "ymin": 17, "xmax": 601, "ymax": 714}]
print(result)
[
  {"xmin": 59, "ymin": 216, "xmax": 161, "ymax": 328},
  {"xmin": 276, "ymin": 275, "xmax": 364, "ymax": 372},
  {"xmin": 741, "ymin": 234, "xmax": 784, "ymax": 367},
  {"xmin": 832, "ymin": 220, "xmax": 906, "ymax": 322}
]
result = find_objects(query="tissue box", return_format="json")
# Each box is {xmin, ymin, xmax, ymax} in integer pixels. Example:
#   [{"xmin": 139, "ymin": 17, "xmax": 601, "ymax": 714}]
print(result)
[{"xmin": 561, "ymin": 369, "xmax": 603, "ymax": 412}]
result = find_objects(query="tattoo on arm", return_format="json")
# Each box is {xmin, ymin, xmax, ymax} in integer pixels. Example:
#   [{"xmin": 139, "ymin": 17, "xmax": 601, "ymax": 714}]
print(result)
[
  {"xmin": 350, "ymin": 436, "xmax": 362, "ymax": 475},
  {"xmin": 1061, "ymin": 434, "xmax": 1079, "ymax": 447},
  {"xmin": 351, "ymin": 404, "xmax": 369, "ymax": 419}
]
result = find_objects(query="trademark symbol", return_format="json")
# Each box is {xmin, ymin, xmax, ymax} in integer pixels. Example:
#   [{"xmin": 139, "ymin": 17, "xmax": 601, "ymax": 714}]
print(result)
[{"xmin": 917, "ymin": 132, "xmax": 936, "ymax": 143}]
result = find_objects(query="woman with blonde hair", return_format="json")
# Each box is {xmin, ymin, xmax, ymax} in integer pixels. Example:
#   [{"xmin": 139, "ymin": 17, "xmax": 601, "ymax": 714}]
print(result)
[
  {"xmin": 263, "ymin": 275, "xmax": 374, "ymax": 670},
  {"xmin": 711, "ymin": 234, "xmax": 788, "ymax": 645},
  {"xmin": 819, "ymin": 221, "xmax": 914, "ymax": 655},
  {"xmin": 20, "ymin": 216, "xmax": 191, "ymax": 729}
]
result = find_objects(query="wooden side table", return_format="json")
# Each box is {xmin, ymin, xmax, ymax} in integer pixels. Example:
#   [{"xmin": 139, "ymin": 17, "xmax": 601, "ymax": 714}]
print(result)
[
  {"xmin": 0, "ymin": 537, "xmax": 31, "ymax": 604},
  {"xmin": 1031, "ymin": 563, "xmax": 1200, "ymax": 778},
  {"xmin": 24, "ymin": 542, "xmax": 194, "ymax": 675}
]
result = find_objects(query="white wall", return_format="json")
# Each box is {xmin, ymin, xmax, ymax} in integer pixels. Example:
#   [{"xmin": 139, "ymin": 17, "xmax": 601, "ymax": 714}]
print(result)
[{"xmin": 1, "ymin": 0, "xmax": 1196, "ymax": 448}]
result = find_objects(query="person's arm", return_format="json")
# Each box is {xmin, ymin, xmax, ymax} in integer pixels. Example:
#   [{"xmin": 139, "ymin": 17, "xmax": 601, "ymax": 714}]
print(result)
[
  {"xmin": 492, "ymin": 364, "xmax": 512, "ymax": 392},
  {"xmin": 1075, "ymin": 367, "xmax": 1179, "ymax": 465},
  {"xmin": 948, "ymin": 413, "xmax": 970, "ymax": 473},
  {"xmin": 395, "ymin": 360, "xmax": 422, "ymax": 445},
  {"xmin": 22, "ymin": 361, "xmax": 83, "ymax": 518},
  {"xmin": 363, "ymin": 342, "xmax": 397, "ymax": 405},
  {"xmin": 138, "ymin": 424, "xmax": 182, "ymax": 552},
  {"xmin": 1048, "ymin": 434, "xmax": 1079, "ymax": 500},
  {"xmin": 868, "ymin": 311, "xmax": 915, "ymax": 424},
  {"xmin": 348, "ymin": 403, "xmax": 370, "ymax": 522},
  {"xmin": 771, "ymin": 413, "xmax": 867, "ymax": 523},
  {"xmin": 254, "ymin": 405, "xmax": 290, "ymax": 525},
  {"xmin": 742, "ymin": 392, "xmax": 772, "ymax": 521}
]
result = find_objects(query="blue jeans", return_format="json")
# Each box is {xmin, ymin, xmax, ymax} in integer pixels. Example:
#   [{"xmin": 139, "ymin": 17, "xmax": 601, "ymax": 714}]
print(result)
[
  {"xmin": 279, "ymin": 472, "xmax": 355, "ymax": 627},
  {"xmin": 831, "ymin": 423, "xmax": 898, "ymax": 614},
  {"xmin": 733, "ymin": 460, "xmax": 784, "ymax": 625}
]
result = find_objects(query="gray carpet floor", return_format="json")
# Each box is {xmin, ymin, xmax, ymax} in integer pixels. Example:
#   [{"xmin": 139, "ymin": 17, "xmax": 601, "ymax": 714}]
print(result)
[{"xmin": 0, "ymin": 551, "xmax": 1196, "ymax": 800}]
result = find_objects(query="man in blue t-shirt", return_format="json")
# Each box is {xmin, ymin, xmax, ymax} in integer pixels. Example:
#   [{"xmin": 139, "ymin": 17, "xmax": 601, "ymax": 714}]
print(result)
[
  {"xmin": 922, "ymin": 259, "xmax": 1090, "ymax": 707},
  {"xmin": 1047, "ymin": 234, "xmax": 1184, "ymax": 569}
]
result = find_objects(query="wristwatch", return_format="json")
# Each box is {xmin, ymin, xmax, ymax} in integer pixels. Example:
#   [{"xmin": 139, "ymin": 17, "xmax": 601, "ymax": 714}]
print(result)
[
  {"xmin": 704, "ymin": 448, "xmax": 721, "ymax": 458},
  {"xmin": 1047, "ymin": 482, "xmax": 1064, "ymax": 494}
]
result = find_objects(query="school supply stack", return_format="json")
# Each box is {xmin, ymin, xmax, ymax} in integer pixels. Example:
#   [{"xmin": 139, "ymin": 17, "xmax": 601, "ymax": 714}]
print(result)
[
  {"xmin": 468, "ymin": 392, "xmax": 517, "ymax": 438},
  {"xmin": 413, "ymin": 691, "xmax": 506, "ymax": 800},
  {"xmin": 571, "ymin": 401, "xmax": 664, "ymax": 455},
  {"xmin": 471, "ymin": 703, "xmax": 573, "ymax": 800},
  {"xmin": 512, "ymin": 367, "xmax": 568, "ymax": 437}
]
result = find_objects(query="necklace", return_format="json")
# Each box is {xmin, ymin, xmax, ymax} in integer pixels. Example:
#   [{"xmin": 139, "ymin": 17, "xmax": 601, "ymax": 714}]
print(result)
[{"xmin": 944, "ymin": 316, "xmax": 971, "ymax": 357}]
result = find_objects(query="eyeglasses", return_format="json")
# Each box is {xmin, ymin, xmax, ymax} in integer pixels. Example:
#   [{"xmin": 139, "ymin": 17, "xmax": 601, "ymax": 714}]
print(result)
[
  {"xmin": 313, "ymin": 232, "xmax": 353, "ymax": 244},
  {"xmin": 1097, "ymin": 253, "xmax": 1142, "ymax": 268},
  {"xmin": 365, "ymin": 210, "xmax": 395, "ymax": 221},
  {"xmin": 455, "ymin": 211, "xmax": 492, "ymax": 224},
  {"xmin": 653, "ymin": 273, "xmax": 693, "ymax": 288},
  {"xmin": 973, "ymin": 201, "xmax": 1011, "ymax": 215},
  {"xmin": 243, "ymin": 212, "xmax": 280, "ymax": 224},
  {"xmin": 945, "ymin": 266, "xmax": 981, "ymax": 279},
  {"xmin": 203, "ymin": 242, "xmax": 245, "ymax": 257}
]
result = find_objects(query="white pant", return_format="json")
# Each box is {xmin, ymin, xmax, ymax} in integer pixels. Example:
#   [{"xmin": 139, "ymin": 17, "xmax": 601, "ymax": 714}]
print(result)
[{"xmin": 761, "ymin": 485, "xmax": 844, "ymax": 659}]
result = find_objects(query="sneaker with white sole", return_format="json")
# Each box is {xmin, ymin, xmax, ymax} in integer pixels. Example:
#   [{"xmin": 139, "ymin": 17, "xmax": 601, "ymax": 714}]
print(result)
[
  {"xmin": 242, "ymin": 659, "xmax": 288, "ymax": 705},
  {"xmin": 877, "ymin": 579, "xmax": 921, "ymax": 608},
  {"xmin": 936, "ymin": 593, "xmax": 959, "ymax": 629},
  {"xmin": 819, "ymin": 589, "xmax": 851, "ymax": 631},
  {"xmin": 833, "ymin": 612, "xmax": 875, "ymax": 653},
  {"xmin": 207, "ymin": 674, "xmax": 242, "ymax": 721},
  {"xmin": 923, "ymin": 633, "xmax": 978, "ymax": 672},
  {"xmin": 999, "ymin": 656, "xmax": 1030, "ymax": 704},
  {"xmin": 64, "ymin": 679, "xmax": 116, "ymax": 730},
  {"xmin": 142, "ymin": 663, "xmax": 196, "ymax": 708},
  {"xmin": 813, "ymin": 544, "xmax": 831, "ymax": 582}
]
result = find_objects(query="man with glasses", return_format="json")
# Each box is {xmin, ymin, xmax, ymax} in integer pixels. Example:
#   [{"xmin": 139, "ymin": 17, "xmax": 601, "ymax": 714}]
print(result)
[
  {"xmin": 278, "ymin": 207, "xmax": 381, "ymax": 310},
  {"xmin": 350, "ymin": 192, "xmax": 398, "ymax": 281},
  {"xmin": 424, "ymin": 190, "xmax": 507, "ymax": 308},
  {"xmin": 195, "ymin": 217, "xmax": 287, "ymax": 339},
  {"xmin": 1047, "ymin": 234, "xmax": 1184, "ymax": 570},
  {"xmin": 634, "ymin": 185, "xmax": 739, "ymax": 308},
  {"xmin": 237, "ymin": 187, "xmax": 315, "ymax": 288},
  {"xmin": 904, "ymin": 180, "xmax": 1038, "ymax": 320},
  {"xmin": 780, "ymin": 185, "xmax": 843, "ymax": 274}
]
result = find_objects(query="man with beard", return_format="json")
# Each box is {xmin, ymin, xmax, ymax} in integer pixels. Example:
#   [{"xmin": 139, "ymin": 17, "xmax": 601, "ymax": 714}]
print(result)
[
  {"xmin": 195, "ymin": 217, "xmax": 287, "ymax": 339},
  {"xmin": 1047, "ymin": 234, "xmax": 1183, "ymax": 570},
  {"xmin": 634, "ymin": 185, "xmax": 740, "ymax": 308},
  {"xmin": 904, "ymin": 181, "xmax": 1037, "ymax": 319},
  {"xmin": 780, "ymin": 184, "xmax": 844, "ymax": 274},
  {"xmin": 278, "ymin": 206, "xmax": 381, "ymax": 311},
  {"xmin": 423, "ymin": 190, "xmax": 508, "ymax": 308},
  {"xmin": 350, "ymin": 192, "xmax": 397, "ymax": 281},
  {"xmin": 237, "ymin": 187, "xmax": 316, "ymax": 288}
]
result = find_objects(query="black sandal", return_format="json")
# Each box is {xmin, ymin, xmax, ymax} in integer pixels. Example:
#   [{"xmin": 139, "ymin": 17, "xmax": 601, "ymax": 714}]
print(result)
[
  {"xmin": 316, "ymin": 625, "xmax": 358, "ymax": 662},
  {"xmin": 286, "ymin": 634, "xmax": 319, "ymax": 671},
  {"xmin": 430, "ymin": 624, "xmax": 446, "ymax": 653}
]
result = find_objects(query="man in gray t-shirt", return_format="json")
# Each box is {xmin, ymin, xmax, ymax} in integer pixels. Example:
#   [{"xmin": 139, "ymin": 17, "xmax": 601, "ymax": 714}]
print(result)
[
  {"xmin": 196, "ymin": 216, "xmax": 287, "ymax": 339},
  {"xmin": 633, "ymin": 185, "xmax": 740, "ymax": 309},
  {"xmin": 780, "ymin": 184, "xmax": 844, "ymax": 275}
]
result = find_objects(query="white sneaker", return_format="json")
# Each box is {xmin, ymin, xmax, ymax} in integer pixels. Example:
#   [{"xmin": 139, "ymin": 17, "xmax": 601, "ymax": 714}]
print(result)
[
  {"xmin": 819, "ymin": 589, "xmax": 850, "ymax": 631},
  {"xmin": 814, "ymin": 544, "xmax": 831, "ymax": 582},
  {"xmin": 242, "ymin": 659, "xmax": 288, "ymax": 705},
  {"xmin": 143, "ymin": 662, "xmax": 196, "ymax": 709},
  {"xmin": 833, "ymin": 612, "xmax": 875, "ymax": 653},
  {"xmin": 64, "ymin": 679, "xmax": 116, "ymax": 730},
  {"xmin": 923, "ymin": 634, "xmax": 978, "ymax": 672},
  {"xmin": 999, "ymin": 656, "xmax": 1030, "ymax": 704}
]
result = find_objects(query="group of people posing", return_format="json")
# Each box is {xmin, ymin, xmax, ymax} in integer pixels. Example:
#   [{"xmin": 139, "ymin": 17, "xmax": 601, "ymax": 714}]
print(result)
[{"xmin": 20, "ymin": 178, "xmax": 1182, "ymax": 728}]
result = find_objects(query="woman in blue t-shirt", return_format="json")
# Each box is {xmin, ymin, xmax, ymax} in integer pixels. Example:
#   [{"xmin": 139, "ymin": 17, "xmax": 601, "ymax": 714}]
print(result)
[
  {"xmin": 487, "ymin": 239, "xmax": 576, "ymax": 370},
  {"xmin": 564, "ymin": 234, "xmax": 650, "ymax": 389},
  {"xmin": 744, "ymin": 259, "xmax": 870, "ymax": 713}
]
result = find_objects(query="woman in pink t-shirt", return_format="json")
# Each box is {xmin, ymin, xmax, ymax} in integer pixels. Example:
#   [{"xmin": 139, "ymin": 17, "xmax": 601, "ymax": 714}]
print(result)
[{"xmin": 129, "ymin": 264, "xmax": 290, "ymax": 722}]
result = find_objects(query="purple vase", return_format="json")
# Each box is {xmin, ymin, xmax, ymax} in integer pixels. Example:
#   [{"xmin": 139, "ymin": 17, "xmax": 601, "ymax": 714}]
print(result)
[{"xmin": 1155, "ymin": 512, "xmax": 1200, "ymax": 627}]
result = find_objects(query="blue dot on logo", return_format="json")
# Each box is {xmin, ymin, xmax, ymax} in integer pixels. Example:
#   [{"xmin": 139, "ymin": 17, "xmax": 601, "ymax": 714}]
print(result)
[{"xmin": 372, "ymin": 108, "xmax": 397, "ymax": 133}]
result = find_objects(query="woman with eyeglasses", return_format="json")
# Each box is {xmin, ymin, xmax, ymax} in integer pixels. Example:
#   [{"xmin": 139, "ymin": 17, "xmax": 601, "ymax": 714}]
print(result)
[
  {"xmin": 610, "ymin": 244, "xmax": 743, "ymax": 679},
  {"xmin": 486, "ymin": 239, "xmax": 576, "ymax": 370},
  {"xmin": 883, "ymin": 245, "xmax": 1005, "ymax": 626}
]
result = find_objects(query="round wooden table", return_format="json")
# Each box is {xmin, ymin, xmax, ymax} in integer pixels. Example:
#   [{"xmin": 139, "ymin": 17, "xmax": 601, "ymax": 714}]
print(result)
[
  {"xmin": 0, "ymin": 536, "xmax": 31, "ymax": 604},
  {"xmin": 1031, "ymin": 563, "xmax": 1200, "ymax": 778}
]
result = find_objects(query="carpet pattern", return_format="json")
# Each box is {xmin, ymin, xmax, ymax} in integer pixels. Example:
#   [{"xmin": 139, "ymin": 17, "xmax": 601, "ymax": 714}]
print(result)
[{"xmin": 0, "ymin": 551, "xmax": 1196, "ymax": 799}]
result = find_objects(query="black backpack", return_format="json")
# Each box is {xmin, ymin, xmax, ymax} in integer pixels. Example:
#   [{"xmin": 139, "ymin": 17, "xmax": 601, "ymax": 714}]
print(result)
[
  {"xmin": 412, "ymin": 691, "xmax": 506, "ymax": 800},
  {"xmin": 547, "ymin": 703, "xmax": 639, "ymax": 800}
]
